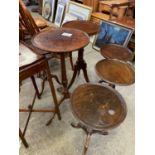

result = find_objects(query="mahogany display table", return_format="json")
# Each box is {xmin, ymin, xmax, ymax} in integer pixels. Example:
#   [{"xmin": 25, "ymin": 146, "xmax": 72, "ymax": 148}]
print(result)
[
  {"xmin": 95, "ymin": 59, "xmax": 135, "ymax": 88},
  {"xmin": 71, "ymin": 83, "xmax": 127, "ymax": 155},
  {"xmin": 62, "ymin": 20, "xmax": 100, "ymax": 36},
  {"xmin": 31, "ymin": 28, "xmax": 89, "ymax": 107},
  {"xmin": 101, "ymin": 44, "xmax": 134, "ymax": 61}
]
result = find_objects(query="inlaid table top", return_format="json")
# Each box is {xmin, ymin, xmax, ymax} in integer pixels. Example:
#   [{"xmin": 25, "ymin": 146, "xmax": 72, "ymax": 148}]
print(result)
[
  {"xmin": 31, "ymin": 28, "xmax": 89, "ymax": 53},
  {"xmin": 71, "ymin": 83, "xmax": 127, "ymax": 130},
  {"xmin": 62, "ymin": 20, "xmax": 100, "ymax": 36},
  {"xmin": 101, "ymin": 44, "xmax": 134, "ymax": 61},
  {"xmin": 95, "ymin": 59, "xmax": 135, "ymax": 86}
]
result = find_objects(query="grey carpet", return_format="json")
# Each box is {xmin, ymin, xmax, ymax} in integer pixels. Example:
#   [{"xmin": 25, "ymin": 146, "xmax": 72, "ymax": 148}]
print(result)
[{"xmin": 19, "ymin": 43, "xmax": 134, "ymax": 155}]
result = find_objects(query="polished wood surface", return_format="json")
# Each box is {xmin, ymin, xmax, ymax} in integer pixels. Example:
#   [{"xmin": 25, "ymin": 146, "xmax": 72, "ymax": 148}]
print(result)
[
  {"xmin": 71, "ymin": 83, "xmax": 127, "ymax": 155},
  {"xmin": 62, "ymin": 20, "xmax": 100, "ymax": 36},
  {"xmin": 100, "ymin": 44, "xmax": 134, "ymax": 61},
  {"xmin": 111, "ymin": 16, "xmax": 135, "ymax": 30},
  {"xmin": 32, "ymin": 28, "xmax": 89, "ymax": 53},
  {"xmin": 95, "ymin": 59, "xmax": 135, "ymax": 86},
  {"xmin": 71, "ymin": 83, "xmax": 127, "ymax": 130}
]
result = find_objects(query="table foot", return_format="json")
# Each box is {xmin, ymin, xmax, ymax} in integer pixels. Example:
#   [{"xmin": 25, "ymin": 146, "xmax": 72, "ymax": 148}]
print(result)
[{"xmin": 82, "ymin": 133, "xmax": 92, "ymax": 155}]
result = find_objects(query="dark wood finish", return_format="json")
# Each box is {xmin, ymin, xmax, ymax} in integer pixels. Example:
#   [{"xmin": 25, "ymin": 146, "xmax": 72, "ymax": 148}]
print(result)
[
  {"xmin": 95, "ymin": 59, "xmax": 135, "ymax": 86},
  {"xmin": 32, "ymin": 28, "xmax": 89, "ymax": 53},
  {"xmin": 32, "ymin": 28, "xmax": 89, "ymax": 105},
  {"xmin": 71, "ymin": 83, "xmax": 127, "ymax": 155},
  {"xmin": 100, "ymin": 44, "xmax": 134, "ymax": 61},
  {"xmin": 62, "ymin": 20, "xmax": 100, "ymax": 36},
  {"xmin": 19, "ymin": 42, "xmax": 61, "ymax": 147},
  {"xmin": 62, "ymin": 20, "xmax": 101, "ymax": 88}
]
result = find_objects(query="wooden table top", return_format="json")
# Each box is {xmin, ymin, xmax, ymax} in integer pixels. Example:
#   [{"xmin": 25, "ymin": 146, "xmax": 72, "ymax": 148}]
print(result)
[
  {"xmin": 71, "ymin": 83, "xmax": 127, "ymax": 130},
  {"xmin": 111, "ymin": 17, "xmax": 135, "ymax": 30},
  {"xmin": 100, "ymin": 0, "xmax": 128, "ymax": 6},
  {"xmin": 31, "ymin": 28, "xmax": 89, "ymax": 53},
  {"xmin": 101, "ymin": 44, "xmax": 134, "ymax": 61},
  {"xmin": 62, "ymin": 20, "xmax": 100, "ymax": 36},
  {"xmin": 95, "ymin": 59, "xmax": 135, "ymax": 86}
]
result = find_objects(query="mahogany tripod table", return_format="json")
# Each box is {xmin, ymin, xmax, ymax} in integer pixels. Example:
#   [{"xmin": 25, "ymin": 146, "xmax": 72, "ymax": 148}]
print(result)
[
  {"xmin": 100, "ymin": 44, "xmax": 134, "ymax": 62},
  {"xmin": 96, "ymin": 59, "xmax": 135, "ymax": 88},
  {"xmin": 62, "ymin": 20, "xmax": 100, "ymax": 37},
  {"xmin": 31, "ymin": 28, "xmax": 89, "ymax": 106},
  {"xmin": 71, "ymin": 83, "xmax": 127, "ymax": 155}
]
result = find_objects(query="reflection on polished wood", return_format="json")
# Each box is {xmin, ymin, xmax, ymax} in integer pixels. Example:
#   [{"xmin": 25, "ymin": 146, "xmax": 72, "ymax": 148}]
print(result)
[
  {"xmin": 62, "ymin": 20, "xmax": 100, "ymax": 36},
  {"xmin": 71, "ymin": 83, "xmax": 127, "ymax": 155},
  {"xmin": 95, "ymin": 59, "xmax": 135, "ymax": 87},
  {"xmin": 101, "ymin": 44, "xmax": 134, "ymax": 61}
]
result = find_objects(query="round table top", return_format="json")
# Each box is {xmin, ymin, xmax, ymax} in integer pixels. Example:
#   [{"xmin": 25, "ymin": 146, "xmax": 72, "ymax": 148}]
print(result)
[
  {"xmin": 31, "ymin": 28, "xmax": 89, "ymax": 53},
  {"xmin": 101, "ymin": 44, "xmax": 134, "ymax": 61},
  {"xmin": 95, "ymin": 59, "xmax": 135, "ymax": 86},
  {"xmin": 62, "ymin": 20, "xmax": 100, "ymax": 36},
  {"xmin": 71, "ymin": 83, "xmax": 127, "ymax": 130}
]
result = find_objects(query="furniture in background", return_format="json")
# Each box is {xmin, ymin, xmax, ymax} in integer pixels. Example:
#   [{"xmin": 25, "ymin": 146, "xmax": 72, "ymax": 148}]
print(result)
[
  {"xmin": 91, "ymin": 1, "xmax": 129, "ymax": 24},
  {"xmin": 19, "ymin": 42, "xmax": 61, "ymax": 147},
  {"xmin": 70, "ymin": 83, "xmax": 127, "ymax": 155},
  {"xmin": 83, "ymin": 0, "xmax": 101, "ymax": 12},
  {"xmin": 19, "ymin": 0, "xmax": 48, "ymax": 41},
  {"xmin": 95, "ymin": 59, "xmax": 135, "ymax": 88}
]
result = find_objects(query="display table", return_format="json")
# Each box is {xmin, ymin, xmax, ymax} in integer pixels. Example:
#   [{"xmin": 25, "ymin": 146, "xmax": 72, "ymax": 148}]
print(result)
[
  {"xmin": 101, "ymin": 44, "xmax": 134, "ymax": 61},
  {"xmin": 95, "ymin": 59, "xmax": 135, "ymax": 88},
  {"xmin": 31, "ymin": 28, "xmax": 89, "ymax": 104},
  {"xmin": 71, "ymin": 83, "xmax": 127, "ymax": 155}
]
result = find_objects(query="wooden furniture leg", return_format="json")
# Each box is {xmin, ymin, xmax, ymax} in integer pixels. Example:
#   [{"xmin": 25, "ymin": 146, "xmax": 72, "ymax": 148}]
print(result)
[
  {"xmin": 68, "ymin": 48, "xmax": 89, "ymax": 89},
  {"xmin": 19, "ymin": 128, "xmax": 29, "ymax": 148}
]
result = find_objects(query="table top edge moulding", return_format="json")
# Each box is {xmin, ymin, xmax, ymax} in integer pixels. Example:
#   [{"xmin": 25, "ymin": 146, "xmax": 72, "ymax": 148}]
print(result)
[
  {"xmin": 95, "ymin": 59, "xmax": 135, "ymax": 86},
  {"xmin": 71, "ymin": 83, "xmax": 127, "ymax": 131}
]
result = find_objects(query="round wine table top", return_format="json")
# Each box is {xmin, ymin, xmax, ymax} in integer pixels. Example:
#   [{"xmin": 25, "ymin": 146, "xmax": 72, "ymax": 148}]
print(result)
[
  {"xmin": 95, "ymin": 59, "xmax": 135, "ymax": 86},
  {"xmin": 62, "ymin": 20, "xmax": 100, "ymax": 36},
  {"xmin": 101, "ymin": 44, "xmax": 134, "ymax": 61},
  {"xmin": 31, "ymin": 28, "xmax": 89, "ymax": 53},
  {"xmin": 71, "ymin": 83, "xmax": 127, "ymax": 130}
]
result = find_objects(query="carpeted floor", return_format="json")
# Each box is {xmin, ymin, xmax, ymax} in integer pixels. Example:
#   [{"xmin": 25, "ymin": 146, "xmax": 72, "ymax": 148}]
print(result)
[{"xmin": 19, "ymin": 42, "xmax": 135, "ymax": 155}]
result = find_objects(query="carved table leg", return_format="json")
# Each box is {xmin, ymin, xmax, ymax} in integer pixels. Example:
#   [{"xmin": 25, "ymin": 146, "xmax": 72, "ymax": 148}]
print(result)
[{"xmin": 68, "ymin": 48, "xmax": 89, "ymax": 89}]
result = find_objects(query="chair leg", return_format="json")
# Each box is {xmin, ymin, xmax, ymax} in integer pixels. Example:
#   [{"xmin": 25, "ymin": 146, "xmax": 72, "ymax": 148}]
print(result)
[
  {"xmin": 46, "ymin": 62, "xmax": 61, "ymax": 121},
  {"xmin": 31, "ymin": 76, "xmax": 41, "ymax": 99},
  {"xmin": 19, "ymin": 128, "xmax": 28, "ymax": 148}
]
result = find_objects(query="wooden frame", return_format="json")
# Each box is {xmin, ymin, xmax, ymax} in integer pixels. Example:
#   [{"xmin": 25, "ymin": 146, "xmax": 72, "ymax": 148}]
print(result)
[
  {"xmin": 66, "ymin": 1, "xmax": 92, "ymax": 20},
  {"xmin": 93, "ymin": 20, "xmax": 133, "ymax": 51},
  {"xmin": 54, "ymin": 3, "xmax": 66, "ymax": 27},
  {"xmin": 42, "ymin": 0, "xmax": 56, "ymax": 22}
]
